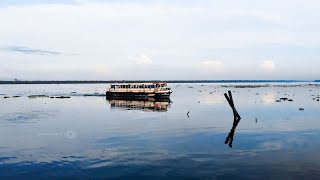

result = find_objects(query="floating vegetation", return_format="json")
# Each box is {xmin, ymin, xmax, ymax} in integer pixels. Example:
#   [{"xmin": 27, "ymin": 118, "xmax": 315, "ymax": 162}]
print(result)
[
  {"xmin": 55, "ymin": 96, "xmax": 71, "ymax": 99},
  {"xmin": 28, "ymin": 95, "xmax": 49, "ymax": 98},
  {"xmin": 221, "ymin": 84, "xmax": 320, "ymax": 88},
  {"xmin": 222, "ymin": 85, "xmax": 270, "ymax": 88}
]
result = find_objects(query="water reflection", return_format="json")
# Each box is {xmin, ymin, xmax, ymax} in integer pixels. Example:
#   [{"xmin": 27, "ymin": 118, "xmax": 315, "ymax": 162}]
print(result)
[
  {"xmin": 261, "ymin": 93, "xmax": 276, "ymax": 104},
  {"xmin": 106, "ymin": 98, "xmax": 171, "ymax": 112},
  {"xmin": 198, "ymin": 93, "xmax": 225, "ymax": 104},
  {"xmin": 225, "ymin": 118, "xmax": 241, "ymax": 148}
]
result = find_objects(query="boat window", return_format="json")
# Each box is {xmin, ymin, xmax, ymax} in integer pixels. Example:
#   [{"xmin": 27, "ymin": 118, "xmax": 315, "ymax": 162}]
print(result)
[
  {"xmin": 111, "ymin": 85, "xmax": 115, "ymax": 89},
  {"xmin": 150, "ymin": 85, "xmax": 154, "ymax": 88}
]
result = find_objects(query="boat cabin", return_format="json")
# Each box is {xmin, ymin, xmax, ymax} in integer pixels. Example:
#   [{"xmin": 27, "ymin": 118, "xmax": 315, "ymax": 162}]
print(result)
[{"xmin": 109, "ymin": 82, "xmax": 170, "ymax": 90}]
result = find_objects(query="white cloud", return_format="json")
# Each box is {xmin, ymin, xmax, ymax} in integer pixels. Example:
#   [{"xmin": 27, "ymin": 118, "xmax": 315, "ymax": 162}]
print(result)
[
  {"xmin": 200, "ymin": 60, "xmax": 224, "ymax": 71},
  {"xmin": 128, "ymin": 54, "xmax": 153, "ymax": 65},
  {"xmin": 260, "ymin": 61, "xmax": 275, "ymax": 70}
]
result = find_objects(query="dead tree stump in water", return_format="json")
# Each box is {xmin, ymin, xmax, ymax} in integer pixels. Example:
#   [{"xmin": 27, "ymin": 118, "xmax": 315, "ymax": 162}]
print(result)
[
  {"xmin": 224, "ymin": 90, "xmax": 241, "ymax": 148},
  {"xmin": 224, "ymin": 91, "xmax": 241, "ymax": 120}
]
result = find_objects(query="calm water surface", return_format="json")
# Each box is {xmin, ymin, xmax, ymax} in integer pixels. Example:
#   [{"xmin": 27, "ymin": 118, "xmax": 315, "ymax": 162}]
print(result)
[{"xmin": 0, "ymin": 83, "xmax": 320, "ymax": 179}]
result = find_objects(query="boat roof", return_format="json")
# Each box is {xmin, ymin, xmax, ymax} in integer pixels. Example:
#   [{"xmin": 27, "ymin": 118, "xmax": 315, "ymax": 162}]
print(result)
[{"xmin": 110, "ymin": 82, "xmax": 167, "ymax": 85}]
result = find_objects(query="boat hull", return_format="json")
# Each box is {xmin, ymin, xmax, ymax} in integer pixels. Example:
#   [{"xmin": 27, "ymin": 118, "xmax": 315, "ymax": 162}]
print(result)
[{"xmin": 106, "ymin": 91, "xmax": 171, "ymax": 100}]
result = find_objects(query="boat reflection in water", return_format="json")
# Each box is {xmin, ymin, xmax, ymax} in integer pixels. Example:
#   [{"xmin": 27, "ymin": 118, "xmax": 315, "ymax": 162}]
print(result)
[{"xmin": 106, "ymin": 97, "xmax": 171, "ymax": 112}]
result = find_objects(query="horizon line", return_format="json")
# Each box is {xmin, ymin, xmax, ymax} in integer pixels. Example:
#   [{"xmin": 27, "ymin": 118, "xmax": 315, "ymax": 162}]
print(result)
[{"xmin": 0, "ymin": 79, "xmax": 319, "ymax": 84}]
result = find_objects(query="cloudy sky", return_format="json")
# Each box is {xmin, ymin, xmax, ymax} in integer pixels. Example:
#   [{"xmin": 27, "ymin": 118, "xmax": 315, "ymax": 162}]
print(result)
[{"xmin": 1, "ymin": 0, "xmax": 320, "ymax": 80}]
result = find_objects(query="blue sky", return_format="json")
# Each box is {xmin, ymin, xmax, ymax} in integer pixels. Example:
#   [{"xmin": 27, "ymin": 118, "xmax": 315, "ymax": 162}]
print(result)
[{"xmin": 1, "ymin": 0, "xmax": 320, "ymax": 80}]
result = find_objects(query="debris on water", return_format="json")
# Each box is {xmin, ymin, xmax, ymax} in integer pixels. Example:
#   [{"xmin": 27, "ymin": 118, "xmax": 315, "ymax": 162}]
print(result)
[
  {"xmin": 50, "ymin": 97, "xmax": 54, "ymax": 98},
  {"xmin": 187, "ymin": 111, "xmax": 190, "ymax": 118},
  {"xmin": 188, "ymin": 86, "xmax": 193, "ymax": 88},
  {"xmin": 94, "ymin": 92, "xmax": 99, "ymax": 94},
  {"xmin": 198, "ymin": 101, "xmax": 200, "ymax": 103},
  {"xmin": 3, "ymin": 96, "xmax": 10, "ymax": 98},
  {"xmin": 28, "ymin": 95, "xmax": 49, "ymax": 98},
  {"xmin": 280, "ymin": 98, "xmax": 288, "ymax": 101},
  {"xmin": 84, "ymin": 94, "xmax": 95, "ymax": 96},
  {"xmin": 12, "ymin": 96, "xmax": 21, "ymax": 98},
  {"xmin": 55, "ymin": 96, "xmax": 71, "ymax": 99},
  {"xmin": 71, "ymin": 92, "xmax": 77, "ymax": 93},
  {"xmin": 276, "ymin": 97, "xmax": 294, "ymax": 102},
  {"xmin": 299, "ymin": 108, "xmax": 305, "ymax": 111}
]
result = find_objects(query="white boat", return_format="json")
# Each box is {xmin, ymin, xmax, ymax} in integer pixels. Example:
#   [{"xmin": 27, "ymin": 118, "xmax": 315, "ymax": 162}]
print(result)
[{"xmin": 106, "ymin": 82, "xmax": 172, "ymax": 99}]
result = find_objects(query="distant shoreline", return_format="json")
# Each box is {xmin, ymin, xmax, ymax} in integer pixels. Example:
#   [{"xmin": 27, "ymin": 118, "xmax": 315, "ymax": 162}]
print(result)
[{"xmin": 0, "ymin": 80, "xmax": 318, "ymax": 84}]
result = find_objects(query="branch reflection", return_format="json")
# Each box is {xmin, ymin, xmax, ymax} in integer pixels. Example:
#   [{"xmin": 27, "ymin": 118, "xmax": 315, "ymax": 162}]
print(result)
[{"xmin": 225, "ymin": 118, "xmax": 241, "ymax": 148}]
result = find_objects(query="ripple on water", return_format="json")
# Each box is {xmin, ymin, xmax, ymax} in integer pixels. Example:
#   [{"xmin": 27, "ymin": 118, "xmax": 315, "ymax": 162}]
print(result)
[{"xmin": 0, "ymin": 110, "xmax": 57, "ymax": 123}]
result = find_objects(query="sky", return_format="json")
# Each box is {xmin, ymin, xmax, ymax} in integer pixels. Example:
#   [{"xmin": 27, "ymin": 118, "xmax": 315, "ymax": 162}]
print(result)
[{"xmin": 1, "ymin": 0, "xmax": 320, "ymax": 80}]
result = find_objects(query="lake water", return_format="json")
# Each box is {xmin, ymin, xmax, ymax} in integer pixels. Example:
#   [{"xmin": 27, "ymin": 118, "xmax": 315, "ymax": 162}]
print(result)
[{"xmin": 1, "ymin": 83, "xmax": 320, "ymax": 179}]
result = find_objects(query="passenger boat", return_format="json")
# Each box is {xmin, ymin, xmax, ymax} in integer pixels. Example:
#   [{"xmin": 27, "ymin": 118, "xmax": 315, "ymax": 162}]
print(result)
[{"xmin": 106, "ymin": 82, "xmax": 172, "ymax": 99}]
